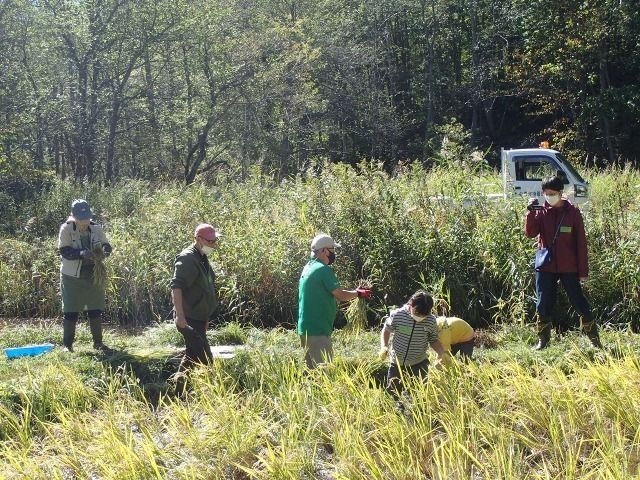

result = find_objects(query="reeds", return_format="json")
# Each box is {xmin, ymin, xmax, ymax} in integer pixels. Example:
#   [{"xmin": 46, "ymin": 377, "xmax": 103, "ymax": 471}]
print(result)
[
  {"xmin": 0, "ymin": 164, "xmax": 639, "ymax": 327},
  {"xmin": 345, "ymin": 279, "xmax": 374, "ymax": 332}
]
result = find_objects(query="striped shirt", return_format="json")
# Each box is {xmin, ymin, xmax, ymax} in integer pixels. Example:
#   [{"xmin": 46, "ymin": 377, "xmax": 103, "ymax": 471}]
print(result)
[{"xmin": 384, "ymin": 305, "xmax": 439, "ymax": 366}]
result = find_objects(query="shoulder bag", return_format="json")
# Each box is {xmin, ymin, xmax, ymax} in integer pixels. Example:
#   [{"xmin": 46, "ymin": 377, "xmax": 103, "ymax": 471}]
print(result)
[{"xmin": 535, "ymin": 212, "xmax": 566, "ymax": 270}]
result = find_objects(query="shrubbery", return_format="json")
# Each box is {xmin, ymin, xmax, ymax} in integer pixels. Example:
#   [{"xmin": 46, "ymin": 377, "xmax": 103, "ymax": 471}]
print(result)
[{"xmin": 0, "ymin": 163, "xmax": 639, "ymax": 329}]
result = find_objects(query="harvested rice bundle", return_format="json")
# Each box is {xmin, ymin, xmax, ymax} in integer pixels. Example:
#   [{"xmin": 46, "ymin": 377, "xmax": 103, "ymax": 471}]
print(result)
[
  {"xmin": 92, "ymin": 244, "xmax": 108, "ymax": 287},
  {"xmin": 345, "ymin": 280, "xmax": 373, "ymax": 332}
]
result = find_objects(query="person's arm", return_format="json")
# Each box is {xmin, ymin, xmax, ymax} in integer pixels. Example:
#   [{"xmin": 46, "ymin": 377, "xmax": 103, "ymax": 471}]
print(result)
[
  {"xmin": 170, "ymin": 254, "xmax": 196, "ymax": 329},
  {"xmin": 378, "ymin": 324, "xmax": 391, "ymax": 359},
  {"xmin": 430, "ymin": 339, "xmax": 448, "ymax": 357},
  {"xmin": 97, "ymin": 225, "xmax": 113, "ymax": 256},
  {"xmin": 57, "ymin": 223, "xmax": 84, "ymax": 259},
  {"xmin": 332, "ymin": 288, "xmax": 359, "ymax": 302},
  {"xmin": 171, "ymin": 288, "xmax": 188, "ymax": 329},
  {"xmin": 57, "ymin": 223, "xmax": 72, "ymax": 250},
  {"xmin": 59, "ymin": 246, "xmax": 83, "ymax": 260},
  {"xmin": 380, "ymin": 325, "xmax": 391, "ymax": 349},
  {"xmin": 430, "ymin": 339, "xmax": 451, "ymax": 367},
  {"xmin": 427, "ymin": 317, "xmax": 450, "ymax": 366},
  {"xmin": 524, "ymin": 209, "xmax": 542, "ymax": 238},
  {"xmin": 332, "ymin": 286, "xmax": 372, "ymax": 302}
]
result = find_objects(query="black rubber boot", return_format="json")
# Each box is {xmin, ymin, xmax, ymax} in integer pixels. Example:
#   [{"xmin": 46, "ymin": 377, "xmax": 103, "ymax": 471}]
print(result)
[
  {"xmin": 533, "ymin": 316, "xmax": 552, "ymax": 350},
  {"xmin": 88, "ymin": 315, "xmax": 104, "ymax": 349},
  {"xmin": 580, "ymin": 317, "xmax": 603, "ymax": 348},
  {"xmin": 62, "ymin": 319, "xmax": 76, "ymax": 352},
  {"xmin": 555, "ymin": 317, "xmax": 570, "ymax": 336}
]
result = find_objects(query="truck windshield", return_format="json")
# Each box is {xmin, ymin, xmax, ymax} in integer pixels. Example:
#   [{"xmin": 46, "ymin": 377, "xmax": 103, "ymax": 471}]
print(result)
[{"xmin": 556, "ymin": 154, "xmax": 586, "ymax": 183}]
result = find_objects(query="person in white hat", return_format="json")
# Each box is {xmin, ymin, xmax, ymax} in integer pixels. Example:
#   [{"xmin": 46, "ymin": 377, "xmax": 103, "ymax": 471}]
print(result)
[{"xmin": 297, "ymin": 233, "xmax": 372, "ymax": 369}]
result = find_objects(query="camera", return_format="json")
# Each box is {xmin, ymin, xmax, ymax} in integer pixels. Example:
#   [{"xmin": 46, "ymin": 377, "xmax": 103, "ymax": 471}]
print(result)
[{"xmin": 527, "ymin": 199, "xmax": 543, "ymax": 212}]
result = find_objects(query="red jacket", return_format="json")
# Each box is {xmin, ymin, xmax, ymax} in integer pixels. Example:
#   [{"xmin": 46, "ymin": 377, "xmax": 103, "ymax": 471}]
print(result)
[{"xmin": 524, "ymin": 200, "xmax": 589, "ymax": 277}]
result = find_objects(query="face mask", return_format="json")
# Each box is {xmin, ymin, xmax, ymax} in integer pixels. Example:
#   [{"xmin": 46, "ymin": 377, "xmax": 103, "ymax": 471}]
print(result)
[
  {"xmin": 201, "ymin": 245, "xmax": 214, "ymax": 255},
  {"xmin": 544, "ymin": 194, "xmax": 560, "ymax": 206},
  {"xmin": 410, "ymin": 312, "xmax": 427, "ymax": 322},
  {"xmin": 327, "ymin": 251, "xmax": 336, "ymax": 265}
]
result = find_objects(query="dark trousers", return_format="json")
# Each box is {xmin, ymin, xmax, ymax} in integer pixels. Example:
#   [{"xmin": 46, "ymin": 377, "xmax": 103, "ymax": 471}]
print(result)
[
  {"xmin": 177, "ymin": 317, "xmax": 213, "ymax": 374},
  {"xmin": 386, "ymin": 359, "xmax": 429, "ymax": 400},
  {"xmin": 63, "ymin": 309, "xmax": 102, "ymax": 348},
  {"xmin": 451, "ymin": 338, "xmax": 474, "ymax": 358},
  {"xmin": 535, "ymin": 271, "xmax": 592, "ymax": 319}
]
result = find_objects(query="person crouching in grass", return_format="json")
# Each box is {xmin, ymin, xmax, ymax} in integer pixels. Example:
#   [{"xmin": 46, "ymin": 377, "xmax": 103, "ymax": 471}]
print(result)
[
  {"xmin": 378, "ymin": 291, "xmax": 448, "ymax": 402},
  {"xmin": 436, "ymin": 316, "xmax": 475, "ymax": 364}
]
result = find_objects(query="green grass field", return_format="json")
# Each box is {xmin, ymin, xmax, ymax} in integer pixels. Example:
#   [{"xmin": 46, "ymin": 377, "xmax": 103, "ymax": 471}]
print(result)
[
  {"xmin": 1, "ymin": 161, "xmax": 640, "ymax": 478},
  {"xmin": 1, "ymin": 320, "xmax": 639, "ymax": 479}
]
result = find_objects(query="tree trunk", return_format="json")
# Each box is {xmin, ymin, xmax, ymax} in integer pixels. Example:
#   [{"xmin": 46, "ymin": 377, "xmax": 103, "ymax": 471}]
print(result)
[
  {"xmin": 470, "ymin": 0, "xmax": 482, "ymax": 143},
  {"xmin": 143, "ymin": 49, "xmax": 160, "ymax": 141},
  {"xmin": 105, "ymin": 98, "xmax": 121, "ymax": 183},
  {"xmin": 599, "ymin": 36, "xmax": 615, "ymax": 163}
]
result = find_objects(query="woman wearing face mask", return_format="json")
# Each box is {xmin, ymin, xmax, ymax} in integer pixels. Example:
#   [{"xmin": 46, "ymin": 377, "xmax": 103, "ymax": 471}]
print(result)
[
  {"xmin": 170, "ymin": 223, "xmax": 221, "ymax": 394},
  {"xmin": 378, "ymin": 291, "xmax": 448, "ymax": 402},
  {"xmin": 57, "ymin": 199, "xmax": 112, "ymax": 352},
  {"xmin": 525, "ymin": 176, "xmax": 602, "ymax": 350}
]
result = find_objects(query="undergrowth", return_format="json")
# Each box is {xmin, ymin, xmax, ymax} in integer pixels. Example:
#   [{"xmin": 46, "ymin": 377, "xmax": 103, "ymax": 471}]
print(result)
[
  {"xmin": 1, "ymin": 163, "xmax": 639, "ymax": 330},
  {"xmin": 0, "ymin": 322, "xmax": 639, "ymax": 478}
]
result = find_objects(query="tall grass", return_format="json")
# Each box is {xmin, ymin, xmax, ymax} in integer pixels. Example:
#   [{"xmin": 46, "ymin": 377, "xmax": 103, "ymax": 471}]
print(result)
[{"xmin": 1, "ymin": 163, "xmax": 639, "ymax": 330}]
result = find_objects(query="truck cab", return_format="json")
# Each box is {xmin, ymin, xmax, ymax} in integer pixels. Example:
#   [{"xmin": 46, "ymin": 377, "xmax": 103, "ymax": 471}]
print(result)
[{"xmin": 501, "ymin": 147, "xmax": 589, "ymax": 207}]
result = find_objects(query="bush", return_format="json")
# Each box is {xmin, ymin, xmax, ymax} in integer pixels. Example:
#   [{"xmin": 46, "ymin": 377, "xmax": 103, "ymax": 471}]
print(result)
[{"xmin": 1, "ymin": 164, "xmax": 639, "ymax": 329}]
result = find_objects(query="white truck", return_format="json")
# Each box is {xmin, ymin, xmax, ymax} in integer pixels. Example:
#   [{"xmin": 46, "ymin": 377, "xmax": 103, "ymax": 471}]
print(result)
[{"xmin": 500, "ymin": 145, "xmax": 590, "ymax": 207}]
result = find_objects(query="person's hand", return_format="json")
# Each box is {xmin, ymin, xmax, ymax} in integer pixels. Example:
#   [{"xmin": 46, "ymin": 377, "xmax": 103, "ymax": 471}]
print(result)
[
  {"xmin": 527, "ymin": 198, "xmax": 541, "ymax": 212},
  {"xmin": 439, "ymin": 351, "xmax": 452, "ymax": 367},
  {"xmin": 356, "ymin": 287, "xmax": 372, "ymax": 299},
  {"xmin": 79, "ymin": 249, "xmax": 93, "ymax": 259},
  {"xmin": 377, "ymin": 346, "xmax": 389, "ymax": 360},
  {"xmin": 102, "ymin": 243, "xmax": 112, "ymax": 256},
  {"xmin": 174, "ymin": 313, "xmax": 188, "ymax": 329}
]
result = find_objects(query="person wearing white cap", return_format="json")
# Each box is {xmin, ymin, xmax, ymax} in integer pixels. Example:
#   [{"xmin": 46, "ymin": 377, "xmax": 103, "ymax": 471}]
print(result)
[
  {"xmin": 57, "ymin": 199, "xmax": 112, "ymax": 352},
  {"xmin": 170, "ymin": 223, "xmax": 221, "ymax": 394},
  {"xmin": 297, "ymin": 233, "xmax": 372, "ymax": 369}
]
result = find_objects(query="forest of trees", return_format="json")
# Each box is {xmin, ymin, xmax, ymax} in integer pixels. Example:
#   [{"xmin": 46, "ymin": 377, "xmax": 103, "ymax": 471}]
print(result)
[{"xmin": 1, "ymin": 0, "xmax": 639, "ymax": 184}]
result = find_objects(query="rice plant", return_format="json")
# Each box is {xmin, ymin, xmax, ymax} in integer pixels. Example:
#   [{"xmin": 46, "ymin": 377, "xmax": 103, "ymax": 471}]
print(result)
[{"xmin": 0, "ymin": 321, "xmax": 639, "ymax": 478}]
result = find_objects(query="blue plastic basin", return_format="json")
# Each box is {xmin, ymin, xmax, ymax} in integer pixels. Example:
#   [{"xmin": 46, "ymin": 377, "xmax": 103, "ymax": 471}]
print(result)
[{"xmin": 4, "ymin": 343, "xmax": 55, "ymax": 359}]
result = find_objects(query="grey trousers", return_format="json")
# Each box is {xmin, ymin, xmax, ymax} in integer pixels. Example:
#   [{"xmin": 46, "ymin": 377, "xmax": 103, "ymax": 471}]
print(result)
[{"xmin": 300, "ymin": 335, "xmax": 333, "ymax": 369}]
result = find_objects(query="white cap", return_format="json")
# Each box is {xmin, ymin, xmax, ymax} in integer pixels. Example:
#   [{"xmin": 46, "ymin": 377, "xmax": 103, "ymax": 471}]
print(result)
[{"xmin": 311, "ymin": 233, "xmax": 341, "ymax": 252}]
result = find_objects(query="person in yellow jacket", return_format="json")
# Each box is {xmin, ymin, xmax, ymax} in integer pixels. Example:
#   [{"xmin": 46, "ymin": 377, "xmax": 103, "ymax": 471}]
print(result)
[{"xmin": 436, "ymin": 316, "xmax": 475, "ymax": 362}]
